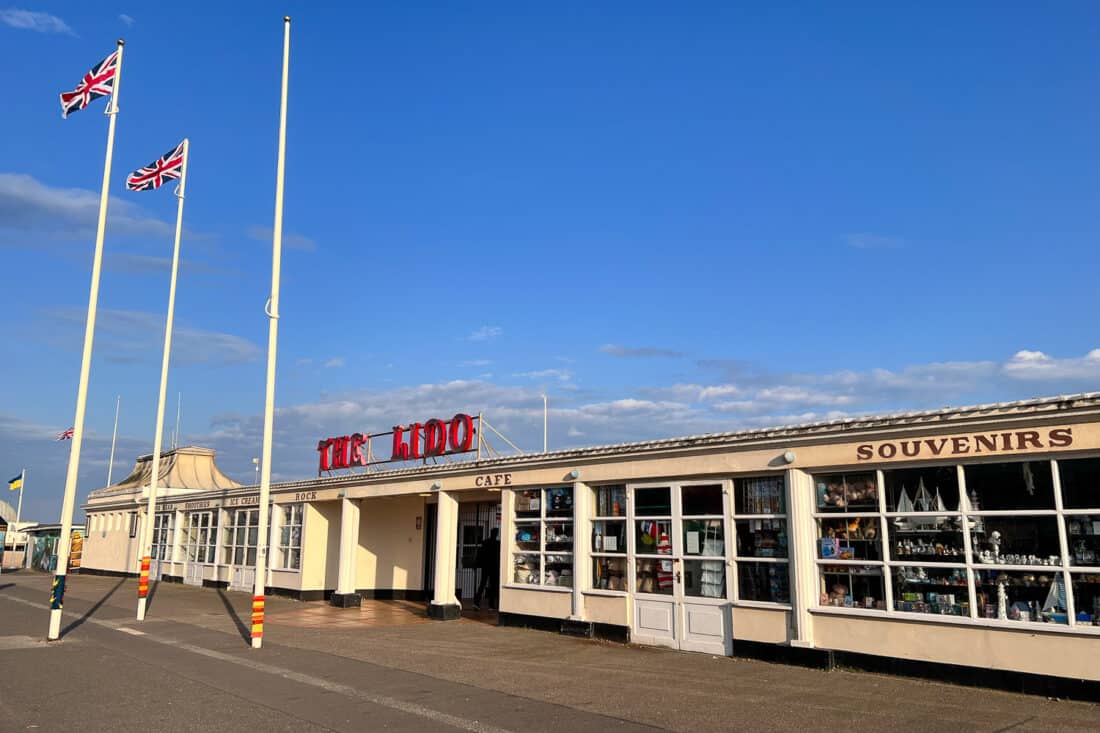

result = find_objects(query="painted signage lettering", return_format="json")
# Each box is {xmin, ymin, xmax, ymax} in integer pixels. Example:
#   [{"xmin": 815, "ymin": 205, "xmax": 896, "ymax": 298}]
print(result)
[
  {"xmin": 294, "ymin": 491, "xmax": 317, "ymax": 502},
  {"xmin": 856, "ymin": 427, "xmax": 1074, "ymax": 461},
  {"xmin": 475, "ymin": 473, "xmax": 512, "ymax": 487}
]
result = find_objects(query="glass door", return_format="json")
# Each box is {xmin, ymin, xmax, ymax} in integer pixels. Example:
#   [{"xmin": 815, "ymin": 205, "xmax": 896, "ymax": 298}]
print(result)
[
  {"xmin": 226, "ymin": 508, "xmax": 259, "ymax": 591},
  {"xmin": 183, "ymin": 511, "xmax": 215, "ymax": 585},
  {"xmin": 149, "ymin": 512, "xmax": 173, "ymax": 580},
  {"xmin": 629, "ymin": 482, "xmax": 731, "ymax": 654}
]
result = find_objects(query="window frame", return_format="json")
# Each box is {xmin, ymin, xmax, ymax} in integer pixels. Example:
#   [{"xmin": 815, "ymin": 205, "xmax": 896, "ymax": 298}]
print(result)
[
  {"xmin": 732, "ymin": 474, "xmax": 791, "ymax": 608},
  {"xmin": 508, "ymin": 486, "xmax": 574, "ymax": 591}
]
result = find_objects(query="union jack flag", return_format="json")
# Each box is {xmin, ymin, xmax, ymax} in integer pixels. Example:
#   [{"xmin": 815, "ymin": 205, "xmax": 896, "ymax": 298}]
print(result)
[
  {"xmin": 59, "ymin": 51, "xmax": 119, "ymax": 119},
  {"xmin": 55, "ymin": 427, "xmax": 74, "ymax": 441},
  {"xmin": 127, "ymin": 141, "xmax": 186, "ymax": 192}
]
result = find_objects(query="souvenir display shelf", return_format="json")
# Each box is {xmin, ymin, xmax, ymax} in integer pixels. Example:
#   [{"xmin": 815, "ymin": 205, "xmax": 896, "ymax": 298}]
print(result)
[{"xmin": 510, "ymin": 486, "xmax": 574, "ymax": 588}]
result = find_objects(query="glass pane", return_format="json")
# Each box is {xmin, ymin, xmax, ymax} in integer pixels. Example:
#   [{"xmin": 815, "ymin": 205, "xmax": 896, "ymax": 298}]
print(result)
[
  {"xmin": 817, "ymin": 518, "xmax": 882, "ymax": 560},
  {"xmin": 682, "ymin": 484, "xmax": 723, "ymax": 516},
  {"xmin": 247, "ymin": 527, "xmax": 258, "ymax": 546},
  {"xmin": 635, "ymin": 519, "xmax": 672, "ymax": 555},
  {"xmin": 592, "ymin": 556, "xmax": 628, "ymax": 591},
  {"xmin": 893, "ymin": 566, "xmax": 970, "ymax": 616},
  {"xmin": 515, "ymin": 490, "xmax": 541, "ymax": 518},
  {"xmin": 1071, "ymin": 573, "xmax": 1100, "ymax": 625},
  {"xmin": 682, "ymin": 518, "xmax": 725, "ymax": 557},
  {"xmin": 1067, "ymin": 515, "xmax": 1100, "ymax": 566},
  {"xmin": 974, "ymin": 569, "xmax": 1068, "ymax": 623},
  {"xmin": 737, "ymin": 562, "xmax": 790, "ymax": 603},
  {"xmin": 593, "ymin": 485, "xmax": 626, "ymax": 517},
  {"xmin": 683, "ymin": 559, "xmax": 726, "ymax": 598},
  {"xmin": 634, "ymin": 487, "xmax": 671, "ymax": 516},
  {"xmin": 884, "ymin": 466, "xmax": 960, "ymax": 513},
  {"xmin": 280, "ymin": 527, "xmax": 290, "ymax": 546},
  {"xmin": 891, "ymin": 516, "xmax": 966, "ymax": 562},
  {"xmin": 1059, "ymin": 458, "xmax": 1100, "ymax": 509},
  {"xmin": 736, "ymin": 519, "xmax": 788, "ymax": 558},
  {"xmin": 820, "ymin": 565, "xmax": 885, "ymax": 609},
  {"xmin": 735, "ymin": 476, "xmax": 785, "ymax": 514},
  {"xmin": 544, "ymin": 521, "xmax": 573, "ymax": 551},
  {"xmin": 289, "ymin": 549, "xmax": 301, "ymax": 570},
  {"xmin": 235, "ymin": 527, "xmax": 245, "ymax": 545},
  {"xmin": 965, "ymin": 461, "xmax": 1054, "ymax": 511},
  {"xmin": 512, "ymin": 553, "xmax": 540, "ymax": 584},
  {"xmin": 591, "ymin": 520, "xmax": 626, "ymax": 554},
  {"xmin": 514, "ymin": 522, "xmax": 540, "ymax": 551},
  {"xmin": 815, "ymin": 472, "xmax": 877, "ymax": 512},
  {"xmin": 290, "ymin": 527, "xmax": 301, "ymax": 545},
  {"xmin": 247, "ymin": 548, "xmax": 257, "ymax": 565},
  {"xmin": 234, "ymin": 547, "xmax": 244, "ymax": 565},
  {"xmin": 545, "ymin": 487, "xmax": 573, "ymax": 517},
  {"xmin": 544, "ymin": 553, "xmax": 572, "ymax": 587},
  {"xmin": 249, "ymin": 510, "xmax": 259, "ymax": 526},
  {"xmin": 635, "ymin": 557, "xmax": 674, "ymax": 595},
  {"xmin": 972, "ymin": 516, "xmax": 1062, "ymax": 565}
]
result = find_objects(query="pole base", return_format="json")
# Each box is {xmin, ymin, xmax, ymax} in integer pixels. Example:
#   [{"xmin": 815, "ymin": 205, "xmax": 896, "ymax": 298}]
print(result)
[
  {"xmin": 136, "ymin": 596, "xmax": 147, "ymax": 621},
  {"xmin": 329, "ymin": 592, "xmax": 361, "ymax": 608},
  {"xmin": 47, "ymin": 609, "xmax": 62, "ymax": 641},
  {"xmin": 427, "ymin": 602, "xmax": 461, "ymax": 621}
]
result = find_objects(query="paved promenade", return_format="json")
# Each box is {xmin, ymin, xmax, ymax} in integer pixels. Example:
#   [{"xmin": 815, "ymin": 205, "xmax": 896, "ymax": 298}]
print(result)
[{"xmin": 0, "ymin": 572, "xmax": 1097, "ymax": 731}]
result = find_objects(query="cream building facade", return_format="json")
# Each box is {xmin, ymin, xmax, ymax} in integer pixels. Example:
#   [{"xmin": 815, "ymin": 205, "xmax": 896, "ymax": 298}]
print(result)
[{"xmin": 81, "ymin": 393, "xmax": 1100, "ymax": 688}]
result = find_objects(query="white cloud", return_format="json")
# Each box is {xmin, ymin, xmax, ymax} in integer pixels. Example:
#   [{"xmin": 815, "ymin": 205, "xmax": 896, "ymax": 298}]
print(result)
[
  {"xmin": 324, "ymin": 357, "xmax": 346, "ymax": 368},
  {"xmin": 296, "ymin": 358, "xmax": 313, "ymax": 367},
  {"xmin": 1002, "ymin": 349, "xmax": 1100, "ymax": 381},
  {"xmin": 118, "ymin": 13, "xmax": 134, "ymax": 26},
  {"xmin": 0, "ymin": 173, "xmax": 173, "ymax": 241},
  {"xmin": 247, "ymin": 225, "xmax": 316, "ymax": 252},
  {"xmin": 514, "ymin": 368, "xmax": 572, "ymax": 382},
  {"xmin": 467, "ymin": 325, "xmax": 502, "ymax": 342},
  {"xmin": 567, "ymin": 426, "xmax": 585, "ymax": 437},
  {"xmin": 0, "ymin": 9, "xmax": 74, "ymax": 34},
  {"xmin": 601, "ymin": 344, "xmax": 684, "ymax": 359}
]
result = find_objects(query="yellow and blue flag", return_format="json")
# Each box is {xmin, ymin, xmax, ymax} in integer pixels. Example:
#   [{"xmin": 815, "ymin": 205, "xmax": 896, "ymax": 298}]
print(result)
[{"xmin": 8, "ymin": 474, "xmax": 21, "ymax": 491}]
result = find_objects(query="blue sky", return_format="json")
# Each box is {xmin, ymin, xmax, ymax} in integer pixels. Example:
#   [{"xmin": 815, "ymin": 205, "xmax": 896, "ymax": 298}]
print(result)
[{"xmin": 1, "ymin": 2, "xmax": 1099, "ymax": 522}]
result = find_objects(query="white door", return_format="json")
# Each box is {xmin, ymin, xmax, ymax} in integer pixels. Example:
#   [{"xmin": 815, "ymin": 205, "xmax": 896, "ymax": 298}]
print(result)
[
  {"xmin": 227, "ymin": 509, "xmax": 259, "ymax": 592},
  {"xmin": 149, "ymin": 513, "xmax": 172, "ymax": 581},
  {"xmin": 629, "ymin": 482, "xmax": 732, "ymax": 655},
  {"xmin": 183, "ymin": 511, "xmax": 215, "ymax": 586}
]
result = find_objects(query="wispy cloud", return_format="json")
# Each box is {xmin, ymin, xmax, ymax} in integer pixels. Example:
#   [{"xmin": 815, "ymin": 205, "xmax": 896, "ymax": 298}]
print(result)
[
  {"xmin": 105, "ymin": 252, "xmax": 225, "ymax": 276},
  {"xmin": 844, "ymin": 232, "xmax": 904, "ymax": 250},
  {"xmin": 0, "ymin": 9, "xmax": 74, "ymax": 35},
  {"xmin": 601, "ymin": 343, "xmax": 684, "ymax": 359},
  {"xmin": 41, "ymin": 308, "xmax": 261, "ymax": 366},
  {"xmin": 247, "ymin": 225, "xmax": 316, "ymax": 252},
  {"xmin": 514, "ymin": 368, "xmax": 572, "ymax": 382},
  {"xmin": 460, "ymin": 359, "xmax": 493, "ymax": 367},
  {"xmin": 467, "ymin": 325, "xmax": 502, "ymax": 342},
  {"xmin": 118, "ymin": 13, "xmax": 134, "ymax": 26},
  {"xmin": 324, "ymin": 357, "xmax": 346, "ymax": 368}
]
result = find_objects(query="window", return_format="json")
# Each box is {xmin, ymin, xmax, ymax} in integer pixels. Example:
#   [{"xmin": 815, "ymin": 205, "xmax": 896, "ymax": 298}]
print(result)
[
  {"xmin": 511, "ymin": 487, "xmax": 573, "ymax": 588},
  {"xmin": 633, "ymin": 486, "xmax": 674, "ymax": 595},
  {"xmin": 278, "ymin": 504, "xmax": 303, "ymax": 570},
  {"xmin": 224, "ymin": 509, "xmax": 259, "ymax": 566},
  {"xmin": 151, "ymin": 513, "xmax": 174, "ymax": 561},
  {"xmin": 591, "ymin": 485, "xmax": 627, "ymax": 592},
  {"xmin": 183, "ymin": 511, "xmax": 217, "ymax": 564},
  {"xmin": 128, "ymin": 512, "xmax": 138, "ymax": 538},
  {"xmin": 734, "ymin": 475, "xmax": 789, "ymax": 604},
  {"xmin": 814, "ymin": 472, "xmax": 886, "ymax": 610},
  {"xmin": 681, "ymin": 484, "xmax": 726, "ymax": 599}
]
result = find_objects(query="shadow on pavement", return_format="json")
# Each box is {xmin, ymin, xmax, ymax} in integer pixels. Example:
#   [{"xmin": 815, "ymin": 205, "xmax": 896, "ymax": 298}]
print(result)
[
  {"xmin": 0, "ymin": 583, "xmax": 13, "ymax": 592},
  {"xmin": 145, "ymin": 579, "xmax": 161, "ymax": 612},
  {"xmin": 216, "ymin": 588, "xmax": 250, "ymax": 644},
  {"xmin": 61, "ymin": 577, "xmax": 127, "ymax": 638}
]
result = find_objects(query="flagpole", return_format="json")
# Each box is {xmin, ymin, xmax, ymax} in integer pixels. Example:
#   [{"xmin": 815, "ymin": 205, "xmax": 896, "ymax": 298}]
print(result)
[
  {"xmin": 48, "ymin": 38, "xmax": 125, "ymax": 641},
  {"xmin": 106, "ymin": 395, "xmax": 120, "ymax": 488},
  {"xmin": 136, "ymin": 138, "xmax": 189, "ymax": 622},
  {"xmin": 15, "ymin": 468, "xmax": 25, "ymax": 526},
  {"xmin": 251, "ymin": 16, "xmax": 291, "ymax": 650}
]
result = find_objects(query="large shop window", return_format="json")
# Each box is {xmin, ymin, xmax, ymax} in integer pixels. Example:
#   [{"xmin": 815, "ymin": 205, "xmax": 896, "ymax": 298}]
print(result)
[
  {"xmin": 278, "ymin": 504, "xmax": 303, "ymax": 570},
  {"xmin": 183, "ymin": 511, "xmax": 217, "ymax": 564},
  {"xmin": 734, "ymin": 476, "xmax": 790, "ymax": 604},
  {"xmin": 151, "ymin": 512, "xmax": 174, "ymax": 561},
  {"xmin": 224, "ymin": 509, "xmax": 260, "ymax": 566},
  {"xmin": 512, "ymin": 487, "xmax": 574, "ymax": 588},
  {"xmin": 814, "ymin": 458, "xmax": 1100, "ymax": 629},
  {"xmin": 591, "ymin": 484, "xmax": 627, "ymax": 592}
]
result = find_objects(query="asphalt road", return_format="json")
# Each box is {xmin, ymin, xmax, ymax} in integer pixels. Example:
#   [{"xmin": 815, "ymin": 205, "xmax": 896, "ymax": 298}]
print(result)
[{"xmin": 0, "ymin": 572, "xmax": 1098, "ymax": 732}]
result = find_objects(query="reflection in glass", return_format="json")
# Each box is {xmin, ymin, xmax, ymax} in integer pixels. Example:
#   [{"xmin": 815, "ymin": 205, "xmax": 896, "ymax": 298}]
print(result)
[
  {"xmin": 544, "ymin": 521, "xmax": 573, "ymax": 551},
  {"xmin": 738, "ymin": 562, "xmax": 789, "ymax": 603},
  {"xmin": 634, "ymin": 487, "xmax": 671, "ymax": 516},
  {"xmin": 1071, "ymin": 573, "xmax": 1100, "ymax": 626},
  {"xmin": 593, "ymin": 556, "xmax": 628, "ymax": 591},
  {"xmin": 636, "ymin": 557, "xmax": 674, "ymax": 595},
  {"xmin": 735, "ymin": 476, "xmax": 785, "ymax": 514},
  {"xmin": 817, "ymin": 518, "xmax": 881, "ymax": 560},
  {"xmin": 513, "ymin": 553, "xmax": 540, "ymax": 584},
  {"xmin": 591, "ymin": 520, "xmax": 626, "ymax": 554},
  {"xmin": 684, "ymin": 559, "xmax": 726, "ymax": 598},
  {"xmin": 515, "ymin": 490, "xmax": 541, "ymax": 518},
  {"xmin": 890, "ymin": 516, "xmax": 965, "ymax": 563},
  {"xmin": 1067, "ymin": 515, "xmax": 1100, "ymax": 566},
  {"xmin": 1059, "ymin": 457, "xmax": 1100, "ymax": 510},
  {"xmin": 965, "ymin": 461, "xmax": 1054, "ymax": 511},
  {"xmin": 970, "ymin": 516, "xmax": 1061, "ymax": 565}
]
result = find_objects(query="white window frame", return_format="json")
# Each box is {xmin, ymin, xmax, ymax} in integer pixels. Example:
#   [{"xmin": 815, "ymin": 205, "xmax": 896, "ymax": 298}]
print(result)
[
  {"xmin": 508, "ymin": 486, "xmax": 574, "ymax": 590},
  {"xmin": 732, "ymin": 474, "xmax": 792, "ymax": 608},
  {"xmin": 277, "ymin": 503, "xmax": 304, "ymax": 571},
  {"xmin": 224, "ymin": 508, "xmax": 260, "ymax": 567}
]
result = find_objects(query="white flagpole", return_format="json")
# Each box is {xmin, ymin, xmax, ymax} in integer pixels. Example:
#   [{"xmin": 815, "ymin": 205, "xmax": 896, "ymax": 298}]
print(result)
[
  {"xmin": 136, "ymin": 138, "xmax": 189, "ymax": 622},
  {"xmin": 15, "ymin": 468, "xmax": 25, "ymax": 526},
  {"xmin": 173, "ymin": 392, "xmax": 182, "ymax": 449},
  {"xmin": 49, "ymin": 39, "xmax": 125, "ymax": 641},
  {"xmin": 251, "ymin": 16, "xmax": 291, "ymax": 650},
  {"xmin": 106, "ymin": 395, "xmax": 120, "ymax": 487}
]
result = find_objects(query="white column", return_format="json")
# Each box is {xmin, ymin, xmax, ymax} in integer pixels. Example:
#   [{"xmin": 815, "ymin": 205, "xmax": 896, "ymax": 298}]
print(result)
[
  {"xmin": 570, "ymin": 480, "xmax": 587, "ymax": 620},
  {"xmin": 430, "ymin": 490, "xmax": 460, "ymax": 619},
  {"xmin": 332, "ymin": 497, "xmax": 361, "ymax": 606},
  {"xmin": 786, "ymin": 468, "xmax": 819, "ymax": 647}
]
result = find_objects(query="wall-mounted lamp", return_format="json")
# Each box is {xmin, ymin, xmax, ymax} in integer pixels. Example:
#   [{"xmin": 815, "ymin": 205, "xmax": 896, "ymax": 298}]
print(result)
[
  {"xmin": 337, "ymin": 489, "xmax": 346, "ymax": 498},
  {"xmin": 430, "ymin": 481, "xmax": 442, "ymax": 490},
  {"xmin": 782, "ymin": 450, "xmax": 796, "ymax": 465},
  {"xmin": 568, "ymin": 469, "xmax": 580, "ymax": 480}
]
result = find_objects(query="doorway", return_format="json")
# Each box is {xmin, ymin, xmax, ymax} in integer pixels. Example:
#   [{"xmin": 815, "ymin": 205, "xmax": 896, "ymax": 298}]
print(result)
[
  {"xmin": 457, "ymin": 502, "xmax": 501, "ymax": 600},
  {"xmin": 629, "ymin": 482, "xmax": 731, "ymax": 655},
  {"xmin": 183, "ymin": 510, "xmax": 216, "ymax": 586},
  {"xmin": 149, "ymin": 512, "xmax": 173, "ymax": 581},
  {"xmin": 226, "ymin": 508, "xmax": 259, "ymax": 591}
]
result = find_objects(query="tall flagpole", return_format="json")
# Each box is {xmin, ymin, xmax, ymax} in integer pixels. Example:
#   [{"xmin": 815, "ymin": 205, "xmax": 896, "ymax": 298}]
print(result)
[
  {"xmin": 49, "ymin": 39, "xmax": 125, "ymax": 641},
  {"xmin": 251, "ymin": 16, "xmax": 291, "ymax": 650},
  {"xmin": 15, "ymin": 468, "xmax": 25, "ymax": 526},
  {"xmin": 106, "ymin": 395, "xmax": 120, "ymax": 488},
  {"xmin": 136, "ymin": 138, "xmax": 190, "ymax": 622}
]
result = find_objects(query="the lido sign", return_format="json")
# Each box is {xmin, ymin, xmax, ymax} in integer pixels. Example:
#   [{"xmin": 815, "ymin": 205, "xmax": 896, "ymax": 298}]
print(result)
[{"xmin": 317, "ymin": 413, "xmax": 477, "ymax": 474}]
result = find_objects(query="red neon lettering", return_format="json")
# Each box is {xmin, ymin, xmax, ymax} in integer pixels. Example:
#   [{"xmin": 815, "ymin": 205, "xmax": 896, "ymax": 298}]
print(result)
[
  {"xmin": 424, "ymin": 419, "xmax": 447, "ymax": 456},
  {"xmin": 409, "ymin": 423, "xmax": 424, "ymax": 459},
  {"xmin": 391, "ymin": 426, "xmax": 410, "ymax": 461},
  {"xmin": 449, "ymin": 413, "xmax": 474, "ymax": 452},
  {"xmin": 317, "ymin": 438, "xmax": 333, "ymax": 474},
  {"xmin": 349, "ymin": 433, "xmax": 367, "ymax": 466},
  {"xmin": 330, "ymin": 436, "xmax": 350, "ymax": 469}
]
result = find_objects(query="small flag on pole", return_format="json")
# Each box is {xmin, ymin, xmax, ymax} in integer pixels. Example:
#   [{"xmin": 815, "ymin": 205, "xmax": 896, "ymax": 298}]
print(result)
[
  {"xmin": 7, "ymin": 474, "xmax": 21, "ymax": 491},
  {"xmin": 56, "ymin": 427, "xmax": 74, "ymax": 441},
  {"xmin": 59, "ymin": 51, "xmax": 120, "ymax": 119},
  {"xmin": 126, "ymin": 141, "xmax": 186, "ymax": 191}
]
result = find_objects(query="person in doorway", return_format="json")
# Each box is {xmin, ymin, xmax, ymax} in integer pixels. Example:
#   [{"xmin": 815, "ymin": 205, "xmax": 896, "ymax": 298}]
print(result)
[{"xmin": 473, "ymin": 528, "xmax": 500, "ymax": 610}]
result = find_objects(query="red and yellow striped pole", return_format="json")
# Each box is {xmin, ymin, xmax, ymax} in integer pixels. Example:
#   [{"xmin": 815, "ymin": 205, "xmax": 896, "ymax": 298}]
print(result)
[
  {"xmin": 251, "ymin": 595, "xmax": 265, "ymax": 641},
  {"xmin": 137, "ymin": 555, "xmax": 151, "ymax": 598}
]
